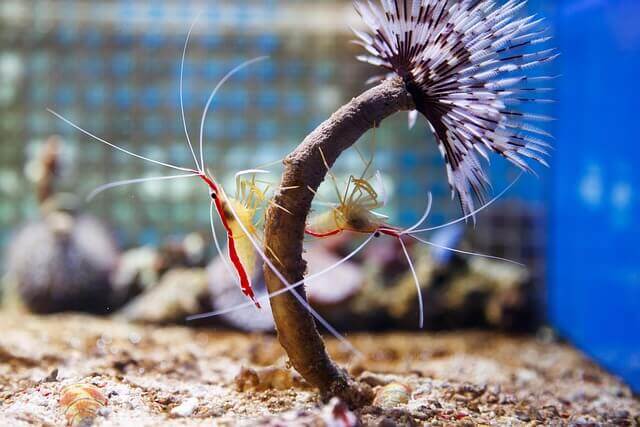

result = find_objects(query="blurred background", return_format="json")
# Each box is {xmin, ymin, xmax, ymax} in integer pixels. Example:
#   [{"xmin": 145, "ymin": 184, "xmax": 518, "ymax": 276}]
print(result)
[{"xmin": 0, "ymin": 0, "xmax": 637, "ymax": 391}]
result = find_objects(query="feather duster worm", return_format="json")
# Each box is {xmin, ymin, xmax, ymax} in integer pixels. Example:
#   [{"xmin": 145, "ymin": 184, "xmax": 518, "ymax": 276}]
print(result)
[{"xmin": 353, "ymin": 0, "xmax": 556, "ymax": 214}]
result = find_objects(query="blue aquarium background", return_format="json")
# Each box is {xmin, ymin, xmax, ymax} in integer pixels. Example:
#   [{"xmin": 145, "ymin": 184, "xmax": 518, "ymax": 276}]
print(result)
[
  {"xmin": 0, "ymin": 0, "xmax": 638, "ymax": 391},
  {"xmin": 547, "ymin": 0, "xmax": 640, "ymax": 392}
]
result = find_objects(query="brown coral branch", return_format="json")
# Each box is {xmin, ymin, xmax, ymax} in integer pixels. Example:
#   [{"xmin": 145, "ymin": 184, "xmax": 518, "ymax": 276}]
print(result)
[{"xmin": 262, "ymin": 77, "xmax": 413, "ymax": 405}]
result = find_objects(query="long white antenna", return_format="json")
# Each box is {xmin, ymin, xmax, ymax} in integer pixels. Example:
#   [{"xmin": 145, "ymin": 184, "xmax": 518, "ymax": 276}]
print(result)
[
  {"xmin": 47, "ymin": 109, "xmax": 194, "ymax": 173},
  {"xmin": 399, "ymin": 238, "xmax": 424, "ymax": 329},
  {"xmin": 409, "ymin": 173, "xmax": 523, "ymax": 234},
  {"xmin": 401, "ymin": 192, "xmax": 433, "ymax": 235},
  {"xmin": 198, "ymin": 56, "xmax": 269, "ymax": 170},
  {"xmin": 179, "ymin": 14, "xmax": 203, "ymax": 172},
  {"xmin": 409, "ymin": 234, "xmax": 524, "ymax": 266},
  {"xmin": 86, "ymin": 173, "xmax": 199, "ymax": 201}
]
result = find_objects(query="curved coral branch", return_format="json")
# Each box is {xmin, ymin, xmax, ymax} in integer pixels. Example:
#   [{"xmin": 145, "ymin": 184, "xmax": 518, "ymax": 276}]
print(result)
[{"xmin": 262, "ymin": 77, "xmax": 413, "ymax": 405}]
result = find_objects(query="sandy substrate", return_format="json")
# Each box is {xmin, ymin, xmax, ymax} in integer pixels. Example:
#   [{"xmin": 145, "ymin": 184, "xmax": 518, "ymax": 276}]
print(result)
[{"xmin": 0, "ymin": 312, "xmax": 637, "ymax": 426}]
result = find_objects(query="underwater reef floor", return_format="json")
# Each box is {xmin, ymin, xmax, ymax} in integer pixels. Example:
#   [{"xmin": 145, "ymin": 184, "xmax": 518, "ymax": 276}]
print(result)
[{"xmin": 0, "ymin": 312, "xmax": 637, "ymax": 426}]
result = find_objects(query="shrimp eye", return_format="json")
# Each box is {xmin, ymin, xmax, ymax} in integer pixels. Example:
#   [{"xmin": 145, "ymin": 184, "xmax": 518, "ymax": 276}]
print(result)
[
  {"xmin": 210, "ymin": 192, "xmax": 217, "ymax": 200},
  {"xmin": 374, "ymin": 231, "xmax": 381, "ymax": 238}
]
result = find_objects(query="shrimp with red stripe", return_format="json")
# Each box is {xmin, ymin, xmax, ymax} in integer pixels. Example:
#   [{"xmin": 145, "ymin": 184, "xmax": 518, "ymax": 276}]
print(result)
[
  {"xmin": 47, "ymin": 20, "xmax": 271, "ymax": 308},
  {"xmin": 305, "ymin": 141, "xmax": 523, "ymax": 328}
]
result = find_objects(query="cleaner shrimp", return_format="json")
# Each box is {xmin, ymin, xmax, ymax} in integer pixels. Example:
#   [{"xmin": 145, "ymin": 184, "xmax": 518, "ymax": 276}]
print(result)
[
  {"xmin": 46, "ymin": 16, "xmax": 274, "ymax": 308},
  {"xmin": 191, "ymin": 139, "xmax": 523, "ymax": 330},
  {"xmin": 48, "ymin": 18, "xmax": 366, "ymax": 353},
  {"xmin": 304, "ymin": 143, "xmax": 523, "ymax": 327}
]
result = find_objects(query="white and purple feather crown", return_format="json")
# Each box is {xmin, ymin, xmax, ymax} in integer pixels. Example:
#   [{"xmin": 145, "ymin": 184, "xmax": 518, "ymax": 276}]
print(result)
[{"xmin": 352, "ymin": 0, "xmax": 557, "ymax": 215}]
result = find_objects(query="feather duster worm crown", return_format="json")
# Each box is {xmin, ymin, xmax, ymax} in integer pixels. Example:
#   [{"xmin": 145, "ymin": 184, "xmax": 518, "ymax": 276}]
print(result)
[{"xmin": 353, "ymin": 0, "xmax": 557, "ymax": 215}]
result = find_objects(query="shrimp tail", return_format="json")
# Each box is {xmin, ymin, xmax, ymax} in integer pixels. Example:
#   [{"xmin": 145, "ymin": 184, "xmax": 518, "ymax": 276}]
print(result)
[
  {"xmin": 228, "ymin": 237, "xmax": 261, "ymax": 308},
  {"xmin": 209, "ymin": 185, "xmax": 262, "ymax": 308}
]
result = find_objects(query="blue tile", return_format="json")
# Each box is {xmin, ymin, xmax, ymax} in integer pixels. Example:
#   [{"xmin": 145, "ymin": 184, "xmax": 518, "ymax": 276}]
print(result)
[{"xmin": 114, "ymin": 86, "xmax": 133, "ymax": 108}]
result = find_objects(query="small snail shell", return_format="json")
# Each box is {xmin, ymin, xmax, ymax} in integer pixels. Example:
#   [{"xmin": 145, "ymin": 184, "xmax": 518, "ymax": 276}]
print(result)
[
  {"xmin": 373, "ymin": 382, "xmax": 411, "ymax": 409},
  {"xmin": 59, "ymin": 383, "xmax": 108, "ymax": 426}
]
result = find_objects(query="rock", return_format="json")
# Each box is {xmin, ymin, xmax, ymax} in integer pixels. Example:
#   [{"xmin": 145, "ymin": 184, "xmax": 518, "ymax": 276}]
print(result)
[
  {"xmin": 380, "ymin": 234, "xmax": 535, "ymax": 331},
  {"xmin": 207, "ymin": 242, "xmax": 365, "ymax": 332},
  {"xmin": 170, "ymin": 397, "xmax": 199, "ymax": 418},
  {"xmin": 41, "ymin": 368, "xmax": 59, "ymax": 383},
  {"xmin": 234, "ymin": 366, "xmax": 308, "ymax": 392},
  {"xmin": 7, "ymin": 196, "xmax": 120, "ymax": 314},
  {"xmin": 110, "ymin": 246, "xmax": 159, "ymax": 298},
  {"xmin": 7, "ymin": 139, "xmax": 122, "ymax": 315},
  {"xmin": 118, "ymin": 268, "xmax": 210, "ymax": 324},
  {"xmin": 252, "ymin": 397, "xmax": 358, "ymax": 427},
  {"xmin": 203, "ymin": 221, "xmax": 534, "ymax": 333},
  {"xmin": 111, "ymin": 232, "xmax": 208, "ymax": 301},
  {"xmin": 320, "ymin": 398, "xmax": 358, "ymax": 427}
]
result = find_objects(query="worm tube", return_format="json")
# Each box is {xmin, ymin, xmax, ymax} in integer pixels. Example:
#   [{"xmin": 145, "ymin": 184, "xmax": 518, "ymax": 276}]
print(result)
[{"xmin": 263, "ymin": 77, "xmax": 413, "ymax": 406}]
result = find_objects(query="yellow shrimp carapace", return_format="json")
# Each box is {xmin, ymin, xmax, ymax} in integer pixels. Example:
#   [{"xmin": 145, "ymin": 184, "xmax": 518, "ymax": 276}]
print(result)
[
  {"xmin": 215, "ymin": 170, "xmax": 288, "ymax": 286},
  {"xmin": 223, "ymin": 197, "xmax": 258, "ymax": 275},
  {"xmin": 218, "ymin": 172, "xmax": 269, "ymax": 280}
]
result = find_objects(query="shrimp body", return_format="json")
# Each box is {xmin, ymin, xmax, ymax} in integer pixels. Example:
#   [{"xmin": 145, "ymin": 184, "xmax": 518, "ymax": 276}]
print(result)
[
  {"xmin": 222, "ymin": 198, "xmax": 258, "ymax": 279},
  {"xmin": 306, "ymin": 147, "xmax": 395, "ymax": 238},
  {"xmin": 306, "ymin": 203, "xmax": 390, "ymax": 237},
  {"xmin": 200, "ymin": 173, "xmax": 260, "ymax": 307},
  {"xmin": 304, "ymin": 145, "xmax": 445, "ymax": 328},
  {"xmin": 306, "ymin": 210, "xmax": 345, "ymax": 237}
]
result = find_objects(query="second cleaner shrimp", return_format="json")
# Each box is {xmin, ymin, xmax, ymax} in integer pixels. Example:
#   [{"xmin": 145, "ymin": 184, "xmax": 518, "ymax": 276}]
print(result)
[{"xmin": 304, "ymin": 144, "xmax": 523, "ymax": 328}]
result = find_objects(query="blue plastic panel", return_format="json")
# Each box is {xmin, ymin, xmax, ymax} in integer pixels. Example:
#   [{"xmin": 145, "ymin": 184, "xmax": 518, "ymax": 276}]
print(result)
[{"xmin": 549, "ymin": 0, "xmax": 640, "ymax": 391}]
